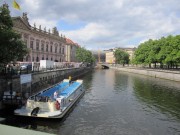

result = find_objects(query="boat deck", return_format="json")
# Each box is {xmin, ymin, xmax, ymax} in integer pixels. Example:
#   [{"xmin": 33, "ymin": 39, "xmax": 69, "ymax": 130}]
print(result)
[
  {"xmin": 60, "ymin": 82, "xmax": 81, "ymax": 97},
  {"xmin": 40, "ymin": 82, "xmax": 69, "ymax": 97}
]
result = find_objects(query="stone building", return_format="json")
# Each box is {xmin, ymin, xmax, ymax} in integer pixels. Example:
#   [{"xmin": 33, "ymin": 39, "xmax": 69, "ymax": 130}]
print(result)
[
  {"xmin": 65, "ymin": 38, "xmax": 80, "ymax": 62},
  {"xmin": 119, "ymin": 47, "xmax": 136, "ymax": 60},
  {"xmin": 12, "ymin": 12, "xmax": 80, "ymax": 63},
  {"xmin": 105, "ymin": 51, "xmax": 116, "ymax": 64},
  {"xmin": 105, "ymin": 47, "xmax": 136, "ymax": 63}
]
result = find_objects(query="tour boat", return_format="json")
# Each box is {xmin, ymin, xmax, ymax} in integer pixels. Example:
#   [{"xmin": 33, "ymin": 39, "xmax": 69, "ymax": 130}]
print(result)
[{"xmin": 14, "ymin": 79, "xmax": 84, "ymax": 118}]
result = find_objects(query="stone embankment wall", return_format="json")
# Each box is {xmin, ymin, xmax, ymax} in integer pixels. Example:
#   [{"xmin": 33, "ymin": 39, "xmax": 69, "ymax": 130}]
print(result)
[
  {"xmin": 0, "ymin": 67, "xmax": 91, "ymax": 98},
  {"xmin": 111, "ymin": 66, "xmax": 180, "ymax": 82}
]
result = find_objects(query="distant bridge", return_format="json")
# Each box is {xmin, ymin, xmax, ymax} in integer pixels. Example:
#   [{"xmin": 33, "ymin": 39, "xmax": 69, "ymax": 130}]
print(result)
[{"xmin": 97, "ymin": 63, "xmax": 111, "ymax": 69}]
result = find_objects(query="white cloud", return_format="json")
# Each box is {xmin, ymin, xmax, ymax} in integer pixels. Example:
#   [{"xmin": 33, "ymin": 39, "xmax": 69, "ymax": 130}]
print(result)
[
  {"xmin": 29, "ymin": 18, "xmax": 57, "ymax": 31},
  {"xmin": 23, "ymin": 0, "xmax": 40, "ymax": 11},
  {"xmin": 8, "ymin": 0, "xmax": 180, "ymax": 50},
  {"xmin": 63, "ymin": 23, "xmax": 113, "ymax": 42}
]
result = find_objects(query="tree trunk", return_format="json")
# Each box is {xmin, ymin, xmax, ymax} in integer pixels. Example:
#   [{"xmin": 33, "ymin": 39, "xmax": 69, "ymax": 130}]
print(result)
[
  {"xmin": 149, "ymin": 63, "xmax": 151, "ymax": 68},
  {"xmin": 160, "ymin": 63, "xmax": 163, "ymax": 69}
]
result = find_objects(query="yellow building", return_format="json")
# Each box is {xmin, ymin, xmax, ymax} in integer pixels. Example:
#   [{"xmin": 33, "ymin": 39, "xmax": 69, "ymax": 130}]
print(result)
[
  {"xmin": 105, "ymin": 51, "xmax": 115, "ymax": 64},
  {"xmin": 105, "ymin": 48, "xmax": 136, "ymax": 63}
]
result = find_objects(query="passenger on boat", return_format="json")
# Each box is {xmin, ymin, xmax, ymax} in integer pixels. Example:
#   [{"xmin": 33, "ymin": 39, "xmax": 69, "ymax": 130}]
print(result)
[
  {"xmin": 54, "ymin": 91, "xmax": 58, "ymax": 99},
  {"xmin": 69, "ymin": 76, "xmax": 72, "ymax": 85}
]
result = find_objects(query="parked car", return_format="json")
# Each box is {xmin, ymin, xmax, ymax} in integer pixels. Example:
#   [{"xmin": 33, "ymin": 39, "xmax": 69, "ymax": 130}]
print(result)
[{"xmin": 20, "ymin": 64, "xmax": 32, "ymax": 70}]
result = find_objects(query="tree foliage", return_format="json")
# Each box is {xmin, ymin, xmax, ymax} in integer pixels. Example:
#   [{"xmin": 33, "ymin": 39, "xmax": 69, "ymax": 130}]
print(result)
[
  {"xmin": 113, "ymin": 49, "xmax": 129, "ymax": 66},
  {"xmin": 132, "ymin": 35, "xmax": 180, "ymax": 68},
  {"xmin": 76, "ymin": 47, "xmax": 95, "ymax": 64},
  {"xmin": 0, "ymin": 5, "xmax": 28, "ymax": 66}
]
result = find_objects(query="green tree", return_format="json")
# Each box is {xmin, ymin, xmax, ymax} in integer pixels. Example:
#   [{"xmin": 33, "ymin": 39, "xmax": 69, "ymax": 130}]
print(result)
[
  {"xmin": 132, "ymin": 42, "xmax": 150, "ymax": 66},
  {"xmin": 114, "ymin": 49, "xmax": 129, "ymax": 66},
  {"xmin": 133, "ymin": 35, "xmax": 180, "ymax": 69},
  {"xmin": 0, "ymin": 4, "xmax": 28, "ymax": 67},
  {"xmin": 146, "ymin": 39, "xmax": 160, "ymax": 68},
  {"xmin": 76, "ymin": 47, "xmax": 95, "ymax": 64}
]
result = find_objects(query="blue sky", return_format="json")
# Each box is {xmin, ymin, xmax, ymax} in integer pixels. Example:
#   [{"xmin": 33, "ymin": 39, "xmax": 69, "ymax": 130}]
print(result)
[
  {"xmin": 57, "ymin": 20, "xmax": 86, "ymax": 31},
  {"xmin": 1, "ymin": 0, "xmax": 180, "ymax": 50}
]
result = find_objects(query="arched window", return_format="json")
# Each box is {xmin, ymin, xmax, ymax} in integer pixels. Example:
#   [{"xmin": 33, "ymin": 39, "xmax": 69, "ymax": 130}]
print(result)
[
  {"xmin": 62, "ymin": 47, "xmax": 64, "ymax": 54},
  {"xmin": 26, "ymin": 55, "xmax": 30, "ymax": 61},
  {"xmin": 36, "ymin": 40, "xmax": 39, "ymax": 50},
  {"xmin": 41, "ymin": 42, "xmax": 44, "ymax": 51},
  {"xmin": 59, "ymin": 47, "xmax": 61, "ymax": 53},
  {"xmin": 30, "ymin": 41, "xmax": 33, "ymax": 49},
  {"xmin": 55, "ymin": 45, "xmax": 57, "ymax": 53},
  {"xmin": 46, "ymin": 43, "xmax": 49, "ymax": 52},
  {"xmin": 50, "ymin": 45, "xmax": 53, "ymax": 52},
  {"xmin": 36, "ymin": 56, "xmax": 39, "ymax": 62}
]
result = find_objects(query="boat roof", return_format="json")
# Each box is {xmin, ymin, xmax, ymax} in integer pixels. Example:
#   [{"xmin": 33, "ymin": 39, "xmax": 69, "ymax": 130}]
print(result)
[
  {"xmin": 40, "ymin": 82, "xmax": 69, "ymax": 97},
  {"xmin": 60, "ymin": 82, "xmax": 81, "ymax": 97}
]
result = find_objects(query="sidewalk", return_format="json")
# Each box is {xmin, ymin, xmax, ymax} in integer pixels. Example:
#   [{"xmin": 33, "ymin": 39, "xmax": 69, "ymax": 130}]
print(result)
[{"xmin": 0, "ymin": 124, "xmax": 55, "ymax": 135}]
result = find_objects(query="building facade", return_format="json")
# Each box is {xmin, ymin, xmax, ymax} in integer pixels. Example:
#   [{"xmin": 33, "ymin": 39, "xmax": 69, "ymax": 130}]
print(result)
[
  {"xmin": 119, "ymin": 47, "xmax": 136, "ymax": 61},
  {"xmin": 12, "ymin": 13, "xmax": 79, "ymax": 63},
  {"xmin": 105, "ymin": 51, "xmax": 116, "ymax": 63},
  {"xmin": 105, "ymin": 47, "xmax": 136, "ymax": 63},
  {"xmin": 65, "ymin": 38, "xmax": 80, "ymax": 62}
]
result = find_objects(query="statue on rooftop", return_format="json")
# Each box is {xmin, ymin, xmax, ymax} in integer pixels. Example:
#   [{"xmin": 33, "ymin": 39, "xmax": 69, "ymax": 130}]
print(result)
[{"xmin": 34, "ymin": 23, "xmax": 36, "ymax": 28}]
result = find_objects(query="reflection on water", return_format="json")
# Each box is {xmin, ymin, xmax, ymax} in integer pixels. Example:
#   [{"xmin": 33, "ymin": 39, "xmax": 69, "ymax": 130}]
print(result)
[
  {"xmin": 133, "ymin": 76, "xmax": 180, "ymax": 120},
  {"xmin": 1, "ymin": 69, "xmax": 180, "ymax": 135}
]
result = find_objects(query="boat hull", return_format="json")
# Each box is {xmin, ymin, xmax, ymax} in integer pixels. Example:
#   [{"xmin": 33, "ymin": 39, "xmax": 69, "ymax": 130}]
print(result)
[{"xmin": 14, "ymin": 80, "xmax": 84, "ymax": 119}]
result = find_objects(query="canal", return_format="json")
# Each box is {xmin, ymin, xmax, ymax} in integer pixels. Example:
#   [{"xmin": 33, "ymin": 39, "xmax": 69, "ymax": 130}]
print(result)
[{"xmin": 1, "ymin": 69, "xmax": 180, "ymax": 135}]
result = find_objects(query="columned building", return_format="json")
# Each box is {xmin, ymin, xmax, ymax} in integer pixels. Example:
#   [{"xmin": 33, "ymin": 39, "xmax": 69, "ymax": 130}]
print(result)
[{"xmin": 12, "ymin": 13, "xmax": 67, "ymax": 62}]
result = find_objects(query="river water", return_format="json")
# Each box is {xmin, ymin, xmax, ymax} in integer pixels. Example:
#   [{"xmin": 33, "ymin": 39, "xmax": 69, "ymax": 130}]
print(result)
[{"xmin": 1, "ymin": 69, "xmax": 180, "ymax": 135}]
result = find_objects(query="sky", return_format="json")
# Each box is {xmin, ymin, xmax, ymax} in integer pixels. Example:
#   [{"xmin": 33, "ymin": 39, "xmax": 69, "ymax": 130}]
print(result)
[{"xmin": 1, "ymin": 0, "xmax": 180, "ymax": 50}]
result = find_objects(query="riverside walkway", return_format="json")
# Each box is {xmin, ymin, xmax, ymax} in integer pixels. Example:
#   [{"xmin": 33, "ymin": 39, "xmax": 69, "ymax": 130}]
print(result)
[
  {"xmin": 111, "ymin": 66, "xmax": 180, "ymax": 82},
  {"xmin": 0, "ymin": 124, "xmax": 54, "ymax": 135}
]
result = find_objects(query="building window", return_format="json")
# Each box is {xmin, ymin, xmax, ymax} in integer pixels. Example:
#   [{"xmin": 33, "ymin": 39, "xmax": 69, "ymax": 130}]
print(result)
[
  {"xmin": 30, "ymin": 41, "xmax": 33, "ymax": 49},
  {"xmin": 41, "ymin": 43, "xmax": 44, "ymax": 51},
  {"xmin": 36, "ymin": 56, "xmax": 39, "ymax": 62},
  {"xmin": 55, "ymin": 46, "xmax": 57, "ymax": 53},
  {"xmin": 46, "ymin": 43, "xmax": 48, "ymax": 52},
  {"xmin": 26, "ymin": 56, "xmax": 29, "ymax": 61},
  {"xmin": 24, "ymin": 39, "xmax": 28, "ymax": 47},
  {"xmin": 46, "ymin": 55, "xmax": 48, "ymax": 60},
  {"xmin": 51, "ymin": 57, "xmax": 53, "ymax": 61},
  {"xmin": 62, "ymin": 47, "xmax": 64, "ymax": 54},
  {"xmin": 42, "ymin": 55, "xmax": 44, "ymax": 60},
  {"xmin": 36, "ymin": 40, "xmax": 39, "ymax": 50},
  {"xmin": 59, "ymin": 47, "xmax": 61, "ymax": 53},
  {"xmin": 50, "ymin": 45, "xmax": 53, "ymax": 52}
]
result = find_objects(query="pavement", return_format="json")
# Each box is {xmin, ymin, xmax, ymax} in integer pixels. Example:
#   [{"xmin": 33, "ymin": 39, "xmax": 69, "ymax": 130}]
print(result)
[{"xmin": 0, "ymin": 124, "xmax": 55, "ymax": 135}]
